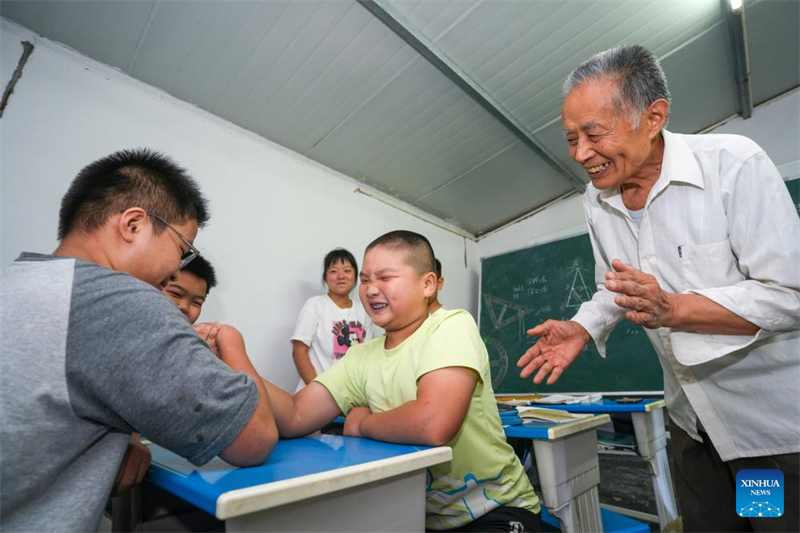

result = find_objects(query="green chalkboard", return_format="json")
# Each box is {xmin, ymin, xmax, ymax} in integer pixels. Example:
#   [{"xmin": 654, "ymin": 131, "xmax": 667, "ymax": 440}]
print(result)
[
  {"xmin": 479, "ymin": 233, "xmax": 663, "ymax": 394},
  {"xmin": 787, "ymin": 178, "xmax": 800, "ymax": 217}
]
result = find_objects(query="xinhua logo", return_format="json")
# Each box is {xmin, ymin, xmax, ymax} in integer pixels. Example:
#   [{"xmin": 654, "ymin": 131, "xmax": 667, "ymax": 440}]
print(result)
[{"xmin": 736, "ymin": 469, "xmax": 784, "ymax": 518}]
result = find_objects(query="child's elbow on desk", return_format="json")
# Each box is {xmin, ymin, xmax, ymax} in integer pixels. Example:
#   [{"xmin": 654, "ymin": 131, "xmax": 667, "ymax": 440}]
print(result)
[
  {"xmin": 416, "ymin": 426, "xmax": 456, "ymax": 447},
  {"xmin": 420, "ymin": 412, "xmax": 466, "ymax": 446},
  {"xmin": 396, "ymin": 409, "xmax": 464, "ymax": 447}
]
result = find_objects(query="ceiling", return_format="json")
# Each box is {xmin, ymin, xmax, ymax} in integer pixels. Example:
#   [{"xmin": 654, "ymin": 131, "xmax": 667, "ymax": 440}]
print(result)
[{"xmin": 2, "ymin": 0, "xmax": 797, "ymax": 237}]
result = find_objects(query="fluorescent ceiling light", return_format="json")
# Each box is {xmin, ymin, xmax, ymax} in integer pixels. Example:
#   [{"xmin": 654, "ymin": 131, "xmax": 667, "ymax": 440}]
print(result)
[{"xmin": 730, "ymin": 0, "xmax": 743, "ymax": 11}]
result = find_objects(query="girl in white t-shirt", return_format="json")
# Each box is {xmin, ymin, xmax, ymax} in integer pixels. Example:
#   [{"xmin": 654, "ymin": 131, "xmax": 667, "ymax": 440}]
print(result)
[{"xmin": 291, "ymin": 248, "xmax": 374, "ymax": 392}]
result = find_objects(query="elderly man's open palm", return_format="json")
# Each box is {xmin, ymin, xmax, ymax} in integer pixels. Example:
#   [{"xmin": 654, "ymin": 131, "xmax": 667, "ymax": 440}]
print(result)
[{"xmin": 517, "ymin": 320, "xmax": 591, "ymax": 385}]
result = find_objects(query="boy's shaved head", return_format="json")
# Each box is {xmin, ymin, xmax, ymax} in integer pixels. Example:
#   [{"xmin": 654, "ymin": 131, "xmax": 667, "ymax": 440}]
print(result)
[{"xmin": 366, "ymin": 230, "xmax": 435, "ymax": 275}]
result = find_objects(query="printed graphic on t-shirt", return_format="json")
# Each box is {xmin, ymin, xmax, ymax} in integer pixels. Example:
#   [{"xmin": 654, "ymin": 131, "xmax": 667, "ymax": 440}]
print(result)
[{"xmin": 331, "ymin": 319, "xmax": 366, "ymax": 359}]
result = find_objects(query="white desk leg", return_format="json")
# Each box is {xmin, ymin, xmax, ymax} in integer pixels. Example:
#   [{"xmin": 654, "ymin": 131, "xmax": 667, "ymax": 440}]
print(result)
[
  {"xmin": 225, "ymin": 470, "xmax": 426, "ymax": 532},
  {"xmin": 533, "ymin": 431, "xmax": 603, "ymax": 533},
  {"xmin": 632, "ymin": 409, "xmax": 679, "ymax": 530}
]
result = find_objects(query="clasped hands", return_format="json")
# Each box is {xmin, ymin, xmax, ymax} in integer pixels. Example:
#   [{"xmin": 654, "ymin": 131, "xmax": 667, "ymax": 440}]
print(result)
[
  {"xmin": 193, "ymin": 322, "xmax": 222, "ymax": 356},
  {"xmin": 605, "ymin": 259, "xmax": 677, "ymax": 329},
  {"xmin": 517, "ymin": 259, "xmax": 677, "ymax": 385}
]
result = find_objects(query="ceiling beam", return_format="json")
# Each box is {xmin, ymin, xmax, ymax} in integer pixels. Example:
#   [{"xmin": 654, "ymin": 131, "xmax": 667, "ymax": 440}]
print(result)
[
  {"xmin": 724, "ymin": 0, "xmax": 753, "ymax": 119},
  {"xmin": 357, "ymin": 0, "xmax": 586, "ymax": 193}
]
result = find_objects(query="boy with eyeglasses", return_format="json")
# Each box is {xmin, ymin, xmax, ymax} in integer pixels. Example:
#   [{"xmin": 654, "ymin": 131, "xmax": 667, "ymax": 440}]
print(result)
[{"xmin": 0, "ymin": 149, "xmax": 277, "ymax": 532}]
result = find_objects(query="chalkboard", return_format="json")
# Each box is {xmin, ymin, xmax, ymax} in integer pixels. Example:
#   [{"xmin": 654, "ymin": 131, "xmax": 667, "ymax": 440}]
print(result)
[
  {"xmin": 480, "ymin": 178, "xmax": 800, "ymax": 395},
  {"xmin": 479, "ymin": 233, "xmax": 663, "ymax": 394}
]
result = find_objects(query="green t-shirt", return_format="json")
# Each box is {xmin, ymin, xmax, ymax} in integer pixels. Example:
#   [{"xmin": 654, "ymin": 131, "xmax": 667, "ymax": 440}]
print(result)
[{"xmin": 315, "ymin": 309, "xmax": 540, "ymax": 530}]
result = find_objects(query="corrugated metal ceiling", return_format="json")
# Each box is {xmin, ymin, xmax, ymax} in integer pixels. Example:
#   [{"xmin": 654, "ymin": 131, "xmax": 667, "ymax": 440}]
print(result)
[{"xmin": 2, "ymin": 0, "xmax": 797, "ymax": 236}]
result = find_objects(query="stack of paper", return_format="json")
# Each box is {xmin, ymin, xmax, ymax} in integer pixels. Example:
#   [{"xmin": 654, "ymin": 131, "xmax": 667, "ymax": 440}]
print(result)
[
  {"xmin": 516, "ymin": 406, "xmax": 594, "ymax": 423},
  {"xmin": 533, "ymin": 393, "xmax": 602, "ymax": 405},
  {"xmin": 495, "ymin": 394, "xmax": 543, "ymax": 406}
]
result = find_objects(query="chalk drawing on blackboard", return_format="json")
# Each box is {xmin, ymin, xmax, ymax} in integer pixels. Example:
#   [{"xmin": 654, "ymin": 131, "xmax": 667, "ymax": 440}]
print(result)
[
  {"xmin": 485, "ymin": 337, "xmax": 508, "ymax": 389},
  {"xmin": 564, "ymin": 260, "xmax": 593, "ymax": 309},
  {"xmin": 482, "ymin": 294, "xmax": 534, "ymax": 340}
]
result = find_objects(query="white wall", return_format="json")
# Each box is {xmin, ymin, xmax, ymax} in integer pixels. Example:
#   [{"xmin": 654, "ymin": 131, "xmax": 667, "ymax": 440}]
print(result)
[
  {"xmin": 0, "ymin": 20, "xmax": 480, "ymax": 391},
  {"xmin": 477, "ymin": 88, "xmax": 800, "ymax": 261},
  {"xmin": 712, "ymin": 90, "xmax": 800, "ymax": 178}
]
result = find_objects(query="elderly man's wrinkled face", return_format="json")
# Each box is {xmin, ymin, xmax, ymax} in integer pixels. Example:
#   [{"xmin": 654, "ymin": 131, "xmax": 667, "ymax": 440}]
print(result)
[{"xmin": 562, "ymin": 79, "xmax": 653, "ymax": 190}]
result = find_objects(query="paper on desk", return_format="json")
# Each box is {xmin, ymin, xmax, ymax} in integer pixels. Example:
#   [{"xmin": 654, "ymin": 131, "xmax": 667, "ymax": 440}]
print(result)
[
  {"xmin": 516, "ymin": 407, "xmax": 594, "ymax": 423},
  {"xmin": 495, "ymin": 394, "xmax": 543, "ymax": 406},
  {"xmin": 533, "ymin": 393, "xmax": 602, "ymax": 404}
]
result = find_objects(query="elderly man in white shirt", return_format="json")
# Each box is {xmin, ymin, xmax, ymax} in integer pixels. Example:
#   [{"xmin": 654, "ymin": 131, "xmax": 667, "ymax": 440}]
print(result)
[{"xmin": 517, "ymin": 45, "xmax": 799, "ymax": 532}]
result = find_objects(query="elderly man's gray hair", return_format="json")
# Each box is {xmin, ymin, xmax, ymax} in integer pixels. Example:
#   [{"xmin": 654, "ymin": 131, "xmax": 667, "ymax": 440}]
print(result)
[{"xmin": 563, "ymin": 45, "xmax": 671, "ymax": 128}]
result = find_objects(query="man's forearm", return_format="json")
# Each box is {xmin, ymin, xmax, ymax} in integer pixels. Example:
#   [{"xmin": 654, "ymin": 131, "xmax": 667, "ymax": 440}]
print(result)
[
  {"xmin": 261, "ymin": 379, "xmax": 343, "ymax": 438},
  {"xmin": 215, "ymin": 328, "xmax": 278, "ymax": 465},
  {"xmin": 220, "ymin": 352, "xmax": 278, "ymax": 438},
  {"xmin": 260, "ymin": 378, "xmax": 303, "ymax": 436},
  {"xmin": 218, "ymin": 345, "xmax": 276, "ymax": 427},
  {"xmin": 668, "ymin": 293, "xmax": 759, "ymax": 335}
]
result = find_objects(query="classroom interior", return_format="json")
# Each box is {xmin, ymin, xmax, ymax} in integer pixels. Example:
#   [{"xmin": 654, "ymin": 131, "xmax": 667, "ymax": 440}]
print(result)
[{"xmin": 1, "ymin": 1, "xmax": 798, "ymax": 532}]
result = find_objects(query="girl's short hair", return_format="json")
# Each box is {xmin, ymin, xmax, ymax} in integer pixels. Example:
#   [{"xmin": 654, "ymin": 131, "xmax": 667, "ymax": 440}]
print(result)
[{"xmin": 323, "ymin": 248, "xmax": 358, "ymax": 283}]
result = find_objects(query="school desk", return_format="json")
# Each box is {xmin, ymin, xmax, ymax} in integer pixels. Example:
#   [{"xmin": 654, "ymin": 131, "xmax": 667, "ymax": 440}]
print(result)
[
  {"xmin": 525, "ymin": 398, "xmax": 678, "ymax": 530},
  {"xmin": 141, "ymin": 435, "xmax": 451, "ymax": 532},
  {"xmin": 504, "ymin": 414, "xmax": 611, "ymax": 533},
  {"xmin": 330, "ymin": 414, "xmax": 611, "ymax": 533}
]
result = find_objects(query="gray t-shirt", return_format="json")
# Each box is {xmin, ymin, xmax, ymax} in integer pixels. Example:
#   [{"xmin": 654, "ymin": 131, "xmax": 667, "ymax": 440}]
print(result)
[{"xmin": 0, "ymin": 253, "xmax": 259, "ymax": 532}]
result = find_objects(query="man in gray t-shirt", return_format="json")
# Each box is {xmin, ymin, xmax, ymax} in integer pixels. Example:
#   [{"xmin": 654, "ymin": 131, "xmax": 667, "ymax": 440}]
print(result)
[{"xmin": 0, "ymin": 149, "xmax": 277, "ymax": 532}]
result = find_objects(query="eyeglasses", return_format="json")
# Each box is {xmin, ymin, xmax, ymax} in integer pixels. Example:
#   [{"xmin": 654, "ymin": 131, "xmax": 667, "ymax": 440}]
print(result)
[{"xmin": 147, "ymin": 212, "xmax": 200, "ymax": 269}]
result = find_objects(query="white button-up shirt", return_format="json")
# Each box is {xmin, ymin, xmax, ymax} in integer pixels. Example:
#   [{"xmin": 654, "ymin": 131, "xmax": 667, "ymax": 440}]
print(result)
[{"xmin": 572, "ymin": 129, "xmax": 800, "ymax": 461}]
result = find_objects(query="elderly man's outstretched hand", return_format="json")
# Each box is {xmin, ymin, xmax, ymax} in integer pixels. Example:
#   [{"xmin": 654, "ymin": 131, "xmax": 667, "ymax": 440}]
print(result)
[
  {"xmin": 517, "ymin": 320, "xmax": 591, "ymax": 385},
  {"xmin": 605, "ymin": 260, "xmax": 677, "ymax": 329}
]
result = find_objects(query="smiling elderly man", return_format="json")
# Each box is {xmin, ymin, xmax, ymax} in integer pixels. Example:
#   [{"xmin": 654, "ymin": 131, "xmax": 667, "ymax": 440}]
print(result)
[{"xmin": 516, "ymin": 45, "xmax": 799, "ymax": 532}]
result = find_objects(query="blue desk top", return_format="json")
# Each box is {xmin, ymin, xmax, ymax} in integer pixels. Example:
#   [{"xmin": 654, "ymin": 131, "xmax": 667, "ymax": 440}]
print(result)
[
  {"xmin": 146, "ymin": 434, "xmax": 438, "ymax": 517},
  {"xmin": 502, "ymin": 421, "xmax": 560, "ymax": 439},
  {"xmin": 527, "ymin": 398, "xmax": 664, "ymax": 413},
  {"xmin": 334, "ymin": 413, "xmax": 609, "ymax": 440}
]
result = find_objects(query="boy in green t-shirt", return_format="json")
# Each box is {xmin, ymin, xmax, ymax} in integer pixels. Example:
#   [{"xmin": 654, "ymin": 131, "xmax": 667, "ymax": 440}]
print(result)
[{"xmin": 265, "ymin": 230, "xmax": 541, "ymax": 532}]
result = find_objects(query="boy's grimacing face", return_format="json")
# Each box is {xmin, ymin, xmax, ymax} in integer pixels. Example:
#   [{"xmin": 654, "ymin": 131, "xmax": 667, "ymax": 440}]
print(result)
[
  {"xmin": 359, "ymin": 245, "xmax": 436, "ymax": 333},
  {"xmin": 162, "ymin": 270, "xmax": 208, "ymax": 325}
]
